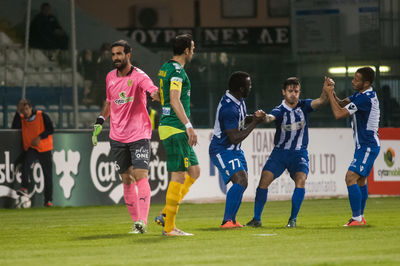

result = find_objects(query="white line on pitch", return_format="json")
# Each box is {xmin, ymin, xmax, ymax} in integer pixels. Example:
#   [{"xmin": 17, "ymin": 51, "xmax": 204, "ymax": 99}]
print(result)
[{"xmin": 253, "ymin": 233, "xmax": 277, "ymax": 237}]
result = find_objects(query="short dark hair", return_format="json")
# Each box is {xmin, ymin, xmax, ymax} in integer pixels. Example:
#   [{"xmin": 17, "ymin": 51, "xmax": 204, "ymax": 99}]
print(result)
[
  {"xmin": 356, "ymin": 67, "xmax": 375, "ymax": 84},
  {"xmin": 111, "ymin": 40, "xmax": 132, "ymax": 54},
  {"xmin": 229, "ymin": 71, "xmax": 250, "ymax": 92},
  {"xmin": 172, "ymin": 34, "xmax": 193, "ymax": 55},
  {"xmin": 20, "ymin": 98, "xmax": 32, "ymax": 107},
  {"xmin": 283, "ymin": 77, "xmax": 300, "ymax": 90}
]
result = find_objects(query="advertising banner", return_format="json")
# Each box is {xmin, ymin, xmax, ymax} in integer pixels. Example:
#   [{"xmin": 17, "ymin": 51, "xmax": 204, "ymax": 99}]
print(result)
[
  {"xmin": 0, "ymin": 130, "xmax": 168, "ymax": 208},
  {"xmin": 1, "ymin": 128, "xmax": 366, "ymax": 208},
  {"xmin": 186, "ymin": 128, "xmax": 353, "ymax": 202},
  {"xmin": 369, "ymin": 128, "xmax": 400, "ymax": 195},
  {"xmin": 123, "ymin": 27, "xmax": 290, "ymax": 47}
]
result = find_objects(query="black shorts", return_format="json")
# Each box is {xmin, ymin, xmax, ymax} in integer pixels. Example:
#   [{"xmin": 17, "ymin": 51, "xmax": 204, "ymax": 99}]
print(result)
[{"xmin": 110, "ymin": 139, "xmax": 150, "ymax": 174}]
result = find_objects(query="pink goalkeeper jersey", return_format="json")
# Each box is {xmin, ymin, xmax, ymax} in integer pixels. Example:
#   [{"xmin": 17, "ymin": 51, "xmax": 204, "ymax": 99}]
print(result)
[{"xmin": 106, "ymin": 66, "xmax": 158, "ymax": 143}]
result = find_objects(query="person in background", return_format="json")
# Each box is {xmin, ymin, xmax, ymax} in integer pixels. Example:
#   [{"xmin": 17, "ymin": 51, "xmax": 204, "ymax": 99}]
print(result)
[
  {"xmin": 12, "ymin": 99, "xmax": 54, "ymax": 207},
  {"xmin": 29, "ymin": 2, "xmax": 68, "ymax": 51},
  {"xmin": 79, "ymin": 49, "xmax": 97, "ymax": 105},
  {"xmin": 380, "ymin": 85, "xmax": 400, "ymax": 127}
]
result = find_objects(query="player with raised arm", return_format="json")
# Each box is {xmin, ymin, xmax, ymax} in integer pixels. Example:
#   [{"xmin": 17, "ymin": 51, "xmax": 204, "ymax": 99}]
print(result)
[
  {"xmin": 246, "ymin": 77, "xmax": 331, "ymax": 228},
  {"xmin": 155, "ymin": 34, "xmax": 200, "ymax": 236},
  {"xmin": 323, "ymin": 67, "xmax": 380, "ymax": 226},
  {"xmin": 92, "ymin": 40, "xmax": 159, "ymax": 234},
  {"xmin": 209, "ymin": 71, "xmax": 266, "ymax": 228}
]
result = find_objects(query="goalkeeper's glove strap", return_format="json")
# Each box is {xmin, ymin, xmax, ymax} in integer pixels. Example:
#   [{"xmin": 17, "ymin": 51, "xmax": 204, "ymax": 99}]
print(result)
[{"xmin": 96, "ymin": 116, "xmax": 105, "ymax": 125}]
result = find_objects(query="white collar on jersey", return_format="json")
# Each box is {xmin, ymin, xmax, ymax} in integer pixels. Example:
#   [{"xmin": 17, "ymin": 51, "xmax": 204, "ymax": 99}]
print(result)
[
  {"xmin": 361, "ymin": 87, "xmax": 373, "ymax": 94},
  {"xmin": 281, "ymin": 100, "xmax": 295, "ymax": 111},
  {"xmin": 226, "ymin": 90, "xmax": 241, "ymax": 105}
]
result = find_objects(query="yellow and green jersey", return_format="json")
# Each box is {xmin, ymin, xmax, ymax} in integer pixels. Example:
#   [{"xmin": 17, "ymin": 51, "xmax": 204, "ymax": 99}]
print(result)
[{"xmin": 158, "ymin": 60, "xmax": 191, "ymax": 140}]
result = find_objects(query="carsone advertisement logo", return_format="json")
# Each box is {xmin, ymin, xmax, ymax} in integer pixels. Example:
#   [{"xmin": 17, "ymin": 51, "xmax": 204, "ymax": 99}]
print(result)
[{"xmin": 89, "ymin": 141, "xmax": 169, "ymax": 203}]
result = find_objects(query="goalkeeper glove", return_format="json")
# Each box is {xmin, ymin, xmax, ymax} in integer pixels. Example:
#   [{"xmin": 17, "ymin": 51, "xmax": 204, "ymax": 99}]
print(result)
[{"xmin": 92, "ymin": 116, "xmax": 105, "ymax": 146}]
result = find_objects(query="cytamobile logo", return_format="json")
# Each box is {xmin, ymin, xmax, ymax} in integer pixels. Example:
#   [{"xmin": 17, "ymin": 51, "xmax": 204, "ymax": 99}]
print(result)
[
  {"xmin": 377, "ymin": 147, "xmax": 400, "ymax": 178},
  {"xmin": 384, "ymin": 148, "xmax": 395, "ymax": 167}
]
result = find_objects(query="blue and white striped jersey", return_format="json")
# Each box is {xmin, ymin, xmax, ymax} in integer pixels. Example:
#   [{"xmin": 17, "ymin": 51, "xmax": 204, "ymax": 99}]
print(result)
[
  {"xmin": 209, "ymin": 91, "xmax": 246, "ymax": 154},
  {"xmin": 345, "ymin": 88, "xmax": 380, "ymax": 148},
  {"xmin": 270, "ymin": 99, "xmax": 314, "ymax": 151}
]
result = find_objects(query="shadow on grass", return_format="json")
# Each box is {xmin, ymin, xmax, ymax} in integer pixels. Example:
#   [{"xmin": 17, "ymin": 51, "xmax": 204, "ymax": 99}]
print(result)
[
  {"xmin": 198, "ymin": 225, "xmax": 289, "ymax": 231},
  {"xmin": 75, "ymin": 233, "xmax": 175, "ymax": 243},
  {"xmin": 198, "ymin": 225, "xmax": 370, "ymax": 232},
  {"xmin": 76, "ymin": 234, "xmax": 132, "ymax": 240},
  {"xmin": 198, "ymin": 227, "xmax": 231, "ymax": 231}
]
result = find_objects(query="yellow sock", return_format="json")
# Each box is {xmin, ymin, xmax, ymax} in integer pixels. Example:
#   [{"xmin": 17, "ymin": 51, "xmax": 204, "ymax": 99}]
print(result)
[
  {"xmin": 162, "ymin": 174, "xmax": 196, "ymax": 214},
  {"xmin": 179, "ymin": 174, "xmax": 196, "ymax": 202},
  {"xmin": 164, "ymin": 181, "xmax": 183, "ymax": 233}
]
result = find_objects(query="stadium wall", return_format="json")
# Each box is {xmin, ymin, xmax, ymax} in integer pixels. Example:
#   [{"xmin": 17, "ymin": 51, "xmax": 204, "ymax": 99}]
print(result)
[{"xmin": 1, "ymin": 128, "xmax": 398, "ymax": 208}]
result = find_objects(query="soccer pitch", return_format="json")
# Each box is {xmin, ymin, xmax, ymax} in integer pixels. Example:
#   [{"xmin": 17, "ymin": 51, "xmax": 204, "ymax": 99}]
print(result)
[{"xmin": 1, "ymin": 197, "xmax": 400, "ymax": 266}]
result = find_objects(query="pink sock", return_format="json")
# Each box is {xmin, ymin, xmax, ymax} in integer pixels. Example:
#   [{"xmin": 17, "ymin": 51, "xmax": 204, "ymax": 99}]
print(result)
[
  {"xmin": 136, "ymin": 178, "xmax": 151, "ymax": 224},
  {"xmin": 123, "ymin": 183, "xmax": 139, "ymax": 222}
]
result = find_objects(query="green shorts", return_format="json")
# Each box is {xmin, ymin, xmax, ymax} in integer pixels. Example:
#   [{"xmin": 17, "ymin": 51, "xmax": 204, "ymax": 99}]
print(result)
[{"xmin": 162, "ymin": 132, "xmax": 199, "ymax": 172}]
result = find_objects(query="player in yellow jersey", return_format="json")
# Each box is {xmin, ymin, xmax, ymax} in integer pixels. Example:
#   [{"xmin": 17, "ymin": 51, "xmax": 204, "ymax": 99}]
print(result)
[{"xmin": 155, "ymin": 34, "xmax": 199, "ymax": 236}]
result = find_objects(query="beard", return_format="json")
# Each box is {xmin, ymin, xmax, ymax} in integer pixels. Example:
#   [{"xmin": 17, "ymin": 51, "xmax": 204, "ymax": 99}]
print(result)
[{"xmin": 113, "ymin": 59, "xmax": 128, "ymax": 70}]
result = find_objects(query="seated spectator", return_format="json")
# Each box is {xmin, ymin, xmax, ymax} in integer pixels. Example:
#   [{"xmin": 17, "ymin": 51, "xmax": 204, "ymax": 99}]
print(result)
[
  {"xmin": 29, "ymin": 2, "xmax": 68, "ymax": 51},
  {"xmin": 91, "ymin": 43, "xmax": 113, "ymax": 107},
  {"xmin": 79, "ymin": 49, "xmax": 97, "ymax": 105}
]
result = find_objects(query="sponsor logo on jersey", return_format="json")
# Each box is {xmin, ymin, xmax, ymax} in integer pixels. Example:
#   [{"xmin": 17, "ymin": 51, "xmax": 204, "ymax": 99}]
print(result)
[
  {"xmin": 158, "ymin": 70, "xmax": 167, "ymax": 77},
  {"xmin": 282, "ymin": 120, "xmax": 305, "ymax": 131},
  {"xmin": 114, "ymin": 91, "xmax": 133, "ymax": 105},
  {"xmin": 162, "ymin": 107, "xmax": 171, "ymax": 116}
]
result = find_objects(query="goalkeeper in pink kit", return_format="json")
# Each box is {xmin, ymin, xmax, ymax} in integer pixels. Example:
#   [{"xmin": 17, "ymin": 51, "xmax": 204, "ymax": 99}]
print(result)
[{"xmin": 92, "ymin": 40, "xmax": 159, "ymax": 234}]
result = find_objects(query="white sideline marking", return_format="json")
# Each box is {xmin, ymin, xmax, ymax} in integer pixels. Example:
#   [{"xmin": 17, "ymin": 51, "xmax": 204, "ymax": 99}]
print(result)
[{"xmin": 253, "ymin": 233, "xmax": 277, "ymax": 237}]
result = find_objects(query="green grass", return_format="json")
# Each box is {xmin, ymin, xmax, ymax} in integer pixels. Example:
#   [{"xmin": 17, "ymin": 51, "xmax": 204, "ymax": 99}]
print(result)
[{"xmin": 1, "ymin": 197, "xmax": 400, "ymax": 266}]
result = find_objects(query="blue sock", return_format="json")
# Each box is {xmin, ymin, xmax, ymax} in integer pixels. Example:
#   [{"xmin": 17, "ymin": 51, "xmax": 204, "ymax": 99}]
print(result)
[
  {"xmin": 347, "ymin": 184, "xmax": 362, "ymax": 217},
  {"xmin": 360, "ymin": 185, "xmax": 368, "ymax": 215},
  {"xmin": 232, "ymin": 184, "xmax": 246, "ymax": 222},
  {"xmin": 290, "ymin": 187, "xmax": 305, "ymax": 220},
  {"xmin": 223, "ymin": 183, "xmax": 246, "ymax": 222},
  {"xmin": 253, "ymin": 187, "xmax": 268, "ymax": 221}
]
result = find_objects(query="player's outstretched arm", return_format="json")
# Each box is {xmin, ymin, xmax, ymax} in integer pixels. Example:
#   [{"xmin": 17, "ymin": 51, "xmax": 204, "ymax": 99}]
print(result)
[
  {"xmin": 323, "ymin": 82, "xmax": 350, "ymax": 120},
  {"xmin": 265, "ymin": 114, "xmax": 275, "ymax": 123},
  {"xmin": 226, "ymin": 110, "xmax": 266, "ymax": 145},
  {"xmin": 321, "ymin": 76, "xmax": 350, "ymax": 107},
  {"xmin": 311, "ymin": 76, "xmax": 333, "ymax": 109},
  {"xmin": 245, "ymin": 112, "xmax": 275, "ymax": 125},
  {"xmin": 332, "ymin": 91, "xmax": 351, "ymax": 108},
  {"xmin": 92, "ymin": 101, "xmax": 110, "ymax": 146}
]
